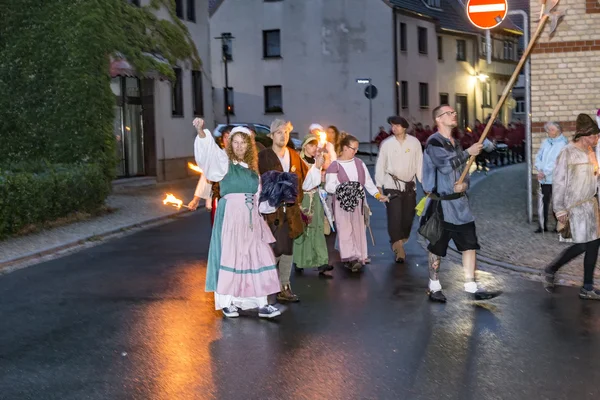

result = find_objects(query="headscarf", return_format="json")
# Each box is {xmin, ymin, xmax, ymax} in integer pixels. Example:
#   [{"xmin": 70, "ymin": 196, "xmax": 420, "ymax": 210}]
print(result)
[{"xmin": 300, "ymin": 134, "xmax": 319, "ymax": 162}]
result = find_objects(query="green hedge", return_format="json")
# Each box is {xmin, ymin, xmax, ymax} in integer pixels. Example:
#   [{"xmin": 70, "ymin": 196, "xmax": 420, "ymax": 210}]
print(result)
[{"xmin": 0, "ymin": 164, "xmax": 110, "ymax": 238}]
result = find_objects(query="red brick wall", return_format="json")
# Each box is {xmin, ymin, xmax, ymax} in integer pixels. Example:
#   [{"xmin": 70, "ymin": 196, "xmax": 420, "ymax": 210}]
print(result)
[
  {"xmin": 532, "ymin": 40, "xmax": 600, "ymax": 53},
  {"xmin": 587, "ymin": 0, "xmax": 600, "ymax": 13}
]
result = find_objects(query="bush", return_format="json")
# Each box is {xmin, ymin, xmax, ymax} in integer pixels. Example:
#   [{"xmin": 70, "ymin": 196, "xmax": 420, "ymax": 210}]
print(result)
[{"xmin": 0, "ymin": 163, "xmax": 110, "ymax": 238}]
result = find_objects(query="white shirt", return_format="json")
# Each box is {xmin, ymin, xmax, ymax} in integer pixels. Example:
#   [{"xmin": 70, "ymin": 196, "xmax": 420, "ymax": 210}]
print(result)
[
  {"xmin": 276, "ymin": 148, "xmax": 290, "ymax": 172},
  {"xmin": 302, "ymin": 163, "xmax": 322, "ymax": 191},
  {"xmin": 325, "ymin": 158, "xmax": 379, "ymax": 197},
  {"xmin": 375, "ymin": 134, "xmax": 423, "ymax": 191}
]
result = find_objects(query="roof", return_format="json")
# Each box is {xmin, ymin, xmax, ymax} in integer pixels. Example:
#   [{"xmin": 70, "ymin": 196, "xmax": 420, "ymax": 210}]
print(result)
[
  {"xmin": 390, "ymin": 0, "xmax": 522, "ymax": 36},
  {"xmin": 209, "ymin": 0, "xmax": 224, "ymax": 16}
]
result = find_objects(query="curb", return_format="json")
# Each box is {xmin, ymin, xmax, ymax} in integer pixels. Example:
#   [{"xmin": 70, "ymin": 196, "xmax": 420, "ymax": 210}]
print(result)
[{"xmin": 0, "ymin": 209, "xmax": 201, "ymax": 274}]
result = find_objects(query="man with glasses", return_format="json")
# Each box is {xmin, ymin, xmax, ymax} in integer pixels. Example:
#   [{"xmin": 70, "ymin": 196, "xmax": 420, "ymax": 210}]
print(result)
[{"xmin": 420, "ymin": 104, "xmax": 502, "ymax": 302}]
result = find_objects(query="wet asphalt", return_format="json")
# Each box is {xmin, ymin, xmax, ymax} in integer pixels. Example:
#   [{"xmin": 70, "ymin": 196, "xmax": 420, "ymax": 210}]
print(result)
[{"xmin": 1, "ymin": 194, "xmax": 600, "ymax": 400}]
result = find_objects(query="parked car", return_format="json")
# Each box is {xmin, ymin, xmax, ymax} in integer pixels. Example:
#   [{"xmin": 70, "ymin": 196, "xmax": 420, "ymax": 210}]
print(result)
[{"xmin": 212, "ymin": 123, "xmax": 301, "ymax": 151}]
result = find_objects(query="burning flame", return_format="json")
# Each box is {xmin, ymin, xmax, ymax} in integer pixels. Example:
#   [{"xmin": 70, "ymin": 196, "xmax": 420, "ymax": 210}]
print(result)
[
  {"xmin": 317, "ymin": 131, "xmax": 327, "ymax": 147},
  {"xmin": 188, "ymin": 162, "xmax": 203, "ymax": 174},
  {"xmin": 163, "ymin": 193, "xmax": 183, "ymax": 209}
]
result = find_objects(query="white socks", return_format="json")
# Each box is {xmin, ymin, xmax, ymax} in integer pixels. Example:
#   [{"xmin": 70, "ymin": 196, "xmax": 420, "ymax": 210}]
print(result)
[
  {"xmin": 464, "ymin": 281, "xmax": 478, "ymax": 293},
  {"xmin": 429, "ymin": 279, "xmax": 442, "ymax": 292},
  {"xmin": 429, "ymin": 281, "xmax": 480, "ymax": 293}
]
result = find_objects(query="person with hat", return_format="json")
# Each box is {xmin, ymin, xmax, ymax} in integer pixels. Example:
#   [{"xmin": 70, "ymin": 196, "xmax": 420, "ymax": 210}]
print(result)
[
  {"xmin": 543, "ymin": 113, "xmax": 600, "ymax": 300},
  {"xmin": 291, "ymin": 134, "xmax": 333, "ymax": 276},
  {"xmin": 375, "ymin": 116, "xmax": 423, "ymax": 263},
  {"xmin": 193, "ymin": 118, "xmax": 282, "ymax": 319},
  {"xmin": 259, "ymin": 119, "xmax": 310, "ymax": 302}
]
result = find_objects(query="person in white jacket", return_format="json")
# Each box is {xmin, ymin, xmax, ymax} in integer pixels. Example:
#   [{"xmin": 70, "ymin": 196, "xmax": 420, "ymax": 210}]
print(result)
[{"xmin": 534, "ymin": 121, "xmax": 568, "ymax": 233}]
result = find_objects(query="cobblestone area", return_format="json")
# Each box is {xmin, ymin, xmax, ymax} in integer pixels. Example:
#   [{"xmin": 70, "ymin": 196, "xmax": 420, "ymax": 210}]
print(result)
[
  {"xmin": 469, "ymin": 163, "xmax": 599, "ymax": 282},
  {"xmin": 0, "ymin": 178, "xmax": 201, "ymax": 266}
]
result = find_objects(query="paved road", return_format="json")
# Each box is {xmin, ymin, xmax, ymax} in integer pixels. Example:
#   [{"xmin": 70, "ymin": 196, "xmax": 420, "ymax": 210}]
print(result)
[{"xmin": 1, "ymin": 198, "xmax": 600, "ymax": 400}]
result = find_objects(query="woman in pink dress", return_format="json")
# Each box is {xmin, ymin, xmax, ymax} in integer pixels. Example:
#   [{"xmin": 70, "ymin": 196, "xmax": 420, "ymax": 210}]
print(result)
[
  {"xmin": 325, "ymin": 135, "xmax": 389, "ymax": 271},
  {"xmin": 193, "ymin": 118, "xmax": 281, "ymax": 318}
]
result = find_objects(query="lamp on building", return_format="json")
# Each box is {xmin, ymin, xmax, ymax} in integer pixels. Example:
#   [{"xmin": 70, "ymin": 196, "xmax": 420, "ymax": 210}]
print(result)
[{"xmin": 476, "ymin": 73, "xmax": 489, "ymax": 82}]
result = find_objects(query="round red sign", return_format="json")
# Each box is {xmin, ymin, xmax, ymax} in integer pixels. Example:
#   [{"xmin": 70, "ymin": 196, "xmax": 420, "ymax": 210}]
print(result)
[{"xmin": 466, "ymin": 0, "xmax": 508, "ymax": 30}]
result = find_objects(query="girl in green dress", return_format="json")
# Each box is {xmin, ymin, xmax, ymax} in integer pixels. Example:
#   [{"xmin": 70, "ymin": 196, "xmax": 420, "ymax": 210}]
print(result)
[{"xmin": 293, "ymin": 134, "xmax": 333, "ymax": 276}]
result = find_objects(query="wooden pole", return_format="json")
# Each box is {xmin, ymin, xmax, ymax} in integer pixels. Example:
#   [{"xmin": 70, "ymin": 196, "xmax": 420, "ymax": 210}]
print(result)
[{"xmin": 456, "ymin": 13, "xmax": 551, "ymax": 185}]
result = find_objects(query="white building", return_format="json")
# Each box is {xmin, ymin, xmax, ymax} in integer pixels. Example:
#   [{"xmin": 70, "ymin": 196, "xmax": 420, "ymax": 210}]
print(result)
[
  {"xmin": 111, "ymin": 0, "xmax": 213, "ymax": 181},
  {"xmin": 210, "ymin": 0, "xmax": 521, "ymax": 142}
]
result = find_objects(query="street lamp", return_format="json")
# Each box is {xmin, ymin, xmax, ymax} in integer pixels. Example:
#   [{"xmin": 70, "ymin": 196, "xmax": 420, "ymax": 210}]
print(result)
[
  {"xmin": 215, "ymin": 32, "xmax": 235, "ymax": 124},
  {"xmin": 356, "ymin": 78, "xmax": 375, "ymax": 162}
]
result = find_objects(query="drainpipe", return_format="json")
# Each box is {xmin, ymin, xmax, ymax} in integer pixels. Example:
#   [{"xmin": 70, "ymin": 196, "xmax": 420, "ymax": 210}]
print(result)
[
  {"xmin": 393, "ymin": 9, "xmax": 399, "ymax": 115},
  {"xmin": 507, "ymin": 9, "xmax": 532, "ymax": 223}
]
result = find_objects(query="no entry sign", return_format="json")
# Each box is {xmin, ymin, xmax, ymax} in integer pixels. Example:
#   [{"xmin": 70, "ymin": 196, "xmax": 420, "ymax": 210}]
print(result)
[{"xmin": 466, "ymin": 0, "xmax": 508, "ymax": 30}]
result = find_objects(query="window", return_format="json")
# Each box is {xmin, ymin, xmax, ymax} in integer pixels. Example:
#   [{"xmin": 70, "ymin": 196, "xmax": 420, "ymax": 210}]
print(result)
[
  {"xmin": 419, "ymin": 83, "xmax": 429, "ymax": 108},
  {"xmin": 192, "ymin": 70, "xmax": 203, "ymax": 117},
  {"xmin": 187, "ymin": 0, "xmax": 196, "ymax": 22},
  {"xmin": 480, "ymin": 36, "xmax": 487, "ymax": 56},
  {"xmin": 418, "ymin": 27, "xmax": 428, "ymax": 54},
  {"xmin": 401, "ymin": 81, "xmax": 408, "ymax": 109},
  {"xmin": 264, "ymin": 86, "xmax": 283, "ymax": 113},
  {"xmin": 221, "ymin": 33, "xmax": 233, "ymax": 61},
  {"xmin": 504, "ymin": 40, "xmax": 514, "ymax": 60},
  {"xmin": 424, "ymin": 0, "xmax": 441, "ymax": 7},
  {"xmin": 224, "ymin": 87, "xmax": 234, "ymax": 115},
  {"xmin": 171, "ymin": 68, "xmax": 183, "ymax": 117},
  {"xmin": 263, "ymin": 30, "xmax": 281, "ymax": 58},
  {"xmin": 437, "ymin": 36, "xmax": 443, "ymax": 60},
  {"xmin": 400, "ymin": 23, "xmax": 407, "ymax": 52},
  {"xmin": 456, "ymin": 40, "xmax": 466, "ymax": 61},
  {"xmin": 175, "ymin": 0, "xmax": 184, "ymax": 18},
  {"xmin": 515, "ymin": 97, "xmax": 525, "ymax": 114},
  {"xmin": 439, "ymin": 93, "xmax": 449, "ymax": 105},
  {"xmin": 482, "ymin": 81, "xmax": 492, "ymax": 107}
]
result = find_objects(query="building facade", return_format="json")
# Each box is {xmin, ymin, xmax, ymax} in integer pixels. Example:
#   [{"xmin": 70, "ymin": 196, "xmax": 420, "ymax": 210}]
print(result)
[
  {"xmin": 530, "ymin": 0, "xmax": 600, "ymax": 157},
  {"xmin": 210, "ymin": 0, "xmax": 521, "ymax": 142},
  {"xmin": 111, "ymin": 0, "xmax": 213, "ymax": 181}
]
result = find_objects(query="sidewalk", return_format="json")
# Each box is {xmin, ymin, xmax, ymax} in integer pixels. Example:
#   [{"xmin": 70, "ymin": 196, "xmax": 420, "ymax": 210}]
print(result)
[
  {"xmin": 468, "ymin": 163, "xmax": 600, "ymax": 284},
  {"xmin": 0, "ymin": 177, "xmax": 202, "ymax": 271}
]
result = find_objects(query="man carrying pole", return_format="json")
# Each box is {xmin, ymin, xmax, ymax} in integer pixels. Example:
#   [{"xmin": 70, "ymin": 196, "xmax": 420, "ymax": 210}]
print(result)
[{"xmin": 421, "ymin": 105, "xmax": 503, "ymax": 303}]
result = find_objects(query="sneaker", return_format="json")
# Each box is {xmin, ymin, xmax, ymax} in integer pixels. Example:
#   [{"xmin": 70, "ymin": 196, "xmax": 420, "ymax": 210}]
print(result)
[
  {"xmin": 543, "ymin": 270, "xmax": 556, "ymax": 292},
  {"xmin": 258, "ymin": 304, "xmax": 282, "ymax": 318},
  {"xmin": 316, "ymin": 264, "xmax": 334, "ymax": 273},
  {"xmin": 222, "ymin": 305, "xmax": 239, "ymax": 318},
  {"xmin": 277, "ymin": 286, "xmax": 300, "ymax": 303},
  {"xmin": 428, "ymin": 290, "xmax": 447, "ymax": 303},
  {"xmin": 294, "ymin": 265, "xmax": 304, "ymax": 274},
  {"xmin": 579, "ymin": 287, "xmax": 600, "ymax": 300},
  {"xmin": 470, "ymin": 287, "xmax": 503, "ymax": 301}
]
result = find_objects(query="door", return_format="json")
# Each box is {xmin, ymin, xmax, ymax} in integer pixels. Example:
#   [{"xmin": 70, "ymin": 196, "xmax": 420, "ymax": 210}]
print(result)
[
  {"xmin": 455, "ymin": 94, "xmax": 468, "ymax": 129},
  {"xmin": 112, "ymin": 77, "xmax": 146, "ymax": 178}
]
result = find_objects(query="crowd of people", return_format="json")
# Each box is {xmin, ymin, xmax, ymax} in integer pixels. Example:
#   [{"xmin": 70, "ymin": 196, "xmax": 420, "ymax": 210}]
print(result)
[
  {"xmin": 188, "ymin": 106, "xmax": 600, "ymax": 319},
  {"xmin": 374, "ymin": 119, "xmax": 527, "ymax": 168}
]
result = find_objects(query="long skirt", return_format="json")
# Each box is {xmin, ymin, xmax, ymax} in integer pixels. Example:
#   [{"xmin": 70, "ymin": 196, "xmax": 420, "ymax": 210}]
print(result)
[
  {"xmin": 206, "ymin": 193, "xmax": 280, "ymax": 310},
  {"xmin": 293, "ymin": 191, "xmax": 328, "ymax": 268},
  {"xmin": 334, "ymin": 199, "xmax": 368, "ymax": 263}
]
